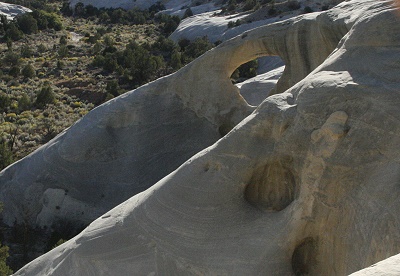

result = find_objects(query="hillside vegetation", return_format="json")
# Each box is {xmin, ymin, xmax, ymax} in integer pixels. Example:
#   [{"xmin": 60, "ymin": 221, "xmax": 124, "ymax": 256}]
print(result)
[{"xmin": 0, "ymin": 0, "xmax": 218, "ymax": 172}]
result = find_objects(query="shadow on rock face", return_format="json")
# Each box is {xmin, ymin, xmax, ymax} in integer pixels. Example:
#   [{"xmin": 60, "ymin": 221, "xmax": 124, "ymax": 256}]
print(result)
[{"xmin": 245, "ymin": 157, "xmax": 298, "ymax": 212}]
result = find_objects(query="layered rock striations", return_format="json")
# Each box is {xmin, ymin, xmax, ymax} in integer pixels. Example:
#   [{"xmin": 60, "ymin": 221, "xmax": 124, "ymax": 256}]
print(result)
[
  {"xmin": 14, "ymin": 0, "xmax": 400, "ymax": 275},
  {"xmin": 0, "ymin": 0, "xmax": 350, "ymax": 231}
]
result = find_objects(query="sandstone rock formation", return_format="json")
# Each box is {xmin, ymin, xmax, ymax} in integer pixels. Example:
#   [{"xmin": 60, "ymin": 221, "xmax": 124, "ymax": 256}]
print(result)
[
  {"xmin": 0, "ymin": 2, "xmax": 31, "ymax": 20},
  {"xmin": 0, "ymin": 0, "xmax": 346, "ymax": 231},
  {"xmin": 350, "ymin": 253, "xmax": 400, "ymax": 276},
  {"xmin": 169, "ymin": 0, "xmax": 344, "ymax": 43},
  {"xmin": 13, "ymin": 0, "xmax": 400, "ymax": 275}
]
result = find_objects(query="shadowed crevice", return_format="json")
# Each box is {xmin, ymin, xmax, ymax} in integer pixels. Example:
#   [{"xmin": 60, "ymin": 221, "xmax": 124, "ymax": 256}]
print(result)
[{"xmin": 244, "ymin": 157, "xmax": 297, "ymax": 211}]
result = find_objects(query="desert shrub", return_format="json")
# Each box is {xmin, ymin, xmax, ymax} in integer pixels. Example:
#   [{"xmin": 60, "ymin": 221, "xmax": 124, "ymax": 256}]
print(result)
[
  {"xmin": 0, "ymin": 242, "xmax": 12, "ymax": 275},
  {"xmin": 227, "ymin": 0, "xmax": 237, "ymax": 11},
  {"xmin": 183, "ymin": 36, "xmax": 214, "ymax": 62},
  {"xmin": 74, "ymin": 2, "xmax": 85, "ymax": 16},
  {"xmin": 92, "ymin": 42, "xmax": 103, "ymax": 54},
  {"xmin": 6, "ymin": 38, "xmax": 12, "ymax": 50},
  {"xmin": 152, "ymin": 36, "xmax": 177, "ymax": 54},
  {"xmin": 57, "ymin": 60, "xmax": 64, "ymax": 69},
  {"xmin": 51, "ymin": 239, "xmax": 67, "ymax": 249},
  {"xmin": 106, "ymin": 80, "xmax": 120, "ymax": 97},
  {"xmin": 3, "ymin": 51, "xmax": 20, "ymax": 66},
  {"xmin": 84, "ymin": 4, "xmax": 98, "ymax": 17},
  {"xmin": 228, "ymin": 19, "xmax": 242, "ymax": 28},
  {"xmin": 32, "ymin": 10, "xmax": 63, "ymax": 31},
  {"xmin": 130, "ymin": 9, "xmax": 150, "ymax": 25},
  {"xmin": 5, "ymin": 23, "xmax": 23, "ymax": 41},
  {"xmin": 0, "ymin": 140, "xmax": 13, "ymax": 170},
  {"xmin": 103, "ymin": 54, "xmax": 118, "ymax": 72},
  {"xmin": 0, "ymin": 94, "xmax": 11, "ymax": 113},
  {"xmin": 18, "ymin": 93, "xmax": 31, "ymax": 111},
  {"xmin": 98, "ymin": 11, "xmax": 110, "ymax": 22},
  {"xmin": 183, "ymin": 8, "xmax": 193, "ymax": 18},
  {"xmin": 321, "ymin": 5, "xmax": 329, "ymax": 11},
  {"xmin": 121, "ymin": 42, "xmax": 159, "ymax": 84},
  {"xmin": 156, "ymin": 14, "xmax": 180, "ymax": 35},
  {"xmin": 58, "ymin": 45, "xmax": 69, "ymax": 58},
  {"xmin": 20, "ymin": 44, "xmax": 33, "ymax": 58},
  {"xmin": 9, "ymin": 65, "xmax": 20, "ymax": 77},
  {"xmin": 17, "ymin": 13, "xmax": 38, "ymax": 34},
  {"xmin": 170, "ymin": 50, "xmax": 182, "ymax": 70},
  {"xmin": 92, "ymin": 55, "xmax": 106, "ymax": 67},
  {"xmin": 37, "ymin": 44, "xmax": 47, "ymax": 53},
  {"xmin": 110, "ymin": 9, "xmax": 127, "ymax": 24},
  {"xmin": 35, "ymin": 85, "xmax": 55, "ymax": 108},
  {"xmin": 268, "ymin": 6, "xmax": 277, "ymax": 15},
  {"xmin": 238, "ymin": 59, "xmax": 258, "ymax": 78},
  {"xmin": 60, "ymin": 1, "xmax": 73, "ymax": 16},
  {"xmin": 287, "ymin": 1, "xmax": 301, "ymax": 10},
  {"xmin": 59, "ymin": 35, "xmax": 67, "ymax": 45},
  {"xmin": 22, "ymin": 64, "xmax": 36, "ymax": 79},
  {"xmin": 231, "ymin": 59, "xmax": 258, "ymax": 82},
  {"xmin": 149, "ymin": 1, "xmax": 166, "ymax": 13},
  {"xmin": 303, "ymin": 6, "xmax": 313, "ymax": 13},
  {"xmin": 243, "ymin": 0, "xmax": 256, "ymax": 11}
]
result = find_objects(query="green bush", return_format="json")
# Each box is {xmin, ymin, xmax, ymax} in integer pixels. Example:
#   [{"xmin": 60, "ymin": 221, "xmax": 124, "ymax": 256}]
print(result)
[
  {"xmin": 0, "ymin": 94, "xmax": 11, "ymax": 113},
  {"xmin": 9, "ymin": 65, "xmax": 20, "ymax": 77},
  {"xmin": 106, "ymin": 80, "xmax": 120, "ymax": 97},
  {"xmin": 183, "ymin": 36, "xmax": 214, "ymax": 62},
  {"xmin": 243, "ymin": 0, "xmax": 256, "ymax": 11},
  {"xmin": 0, "ymin": 141, "xmax": 13, "ymax": 171},
  {"xmin": 17, "ymin": 13, "xmax": 38, "ymax": 34},
  {"xmin": 58, "ymin": 45, "xmax": 69, "ymax": 58},
  {"xmin": 32, "ymin": 10, "xmax": 63, "ymax": 31},
  {"xmin": 183, "ymin": 8, "xmax": 193, "ymax": 18},
  {"xmin": 37, "ymin": 44, "xmax": 47, "ymax": 53},
  {"xmin": 18, "ymin": 93, "xmax": 31, "ymax": 111},
  {"xmin": 21, "ymin": 44, "xmax": 33, "ymax": 58},
  {"xmin": 22, "ymin": 64, "xmax": 36, "ymax": 78},
  {"xmin": 287, "ymin": 0, "xmax": 301, "ymax": 10},
  {"xmin": 303, "ymin": 6, "xmax": 314, "ymax": 13},
  {"xmin": 170, "ymin": 50, "xmax": 182, "ymax": 70},
  {"xmin": 35, "ymin": 85, "xmax": 55, "ymax": 108},
  {"xmin": 3, "ymin": 51, "xmax": 20, "ymax": 66},
  {"xmin": 5, "ymin": 23, "xmax": 23, "ymax": 41}
]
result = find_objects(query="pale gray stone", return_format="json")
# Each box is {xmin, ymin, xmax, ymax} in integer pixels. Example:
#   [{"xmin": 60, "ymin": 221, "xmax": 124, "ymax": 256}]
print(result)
[{"xmin": 13, "ymin": 0, "xmax": 400, "ymax": 275}]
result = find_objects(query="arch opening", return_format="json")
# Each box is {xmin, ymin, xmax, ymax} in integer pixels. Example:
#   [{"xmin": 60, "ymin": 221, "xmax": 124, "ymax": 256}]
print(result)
[
  {"xmin": 231, "ymin": 56, "xmax": 285, "ymax": 106},
  {"xmin": 292, "ymin": 237, "xmax": 319, "ymax": 276}
]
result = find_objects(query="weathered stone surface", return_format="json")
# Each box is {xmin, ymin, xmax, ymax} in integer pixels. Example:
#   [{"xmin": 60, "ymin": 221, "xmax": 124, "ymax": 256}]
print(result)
[
  {"xmin": 14, "ymin": 0, "xmax": 400, "ymax": 275},
  {"xmin": 0, "ymin": 2, "xmax": 31, "ymax": 20},
  {"xmin": 350, "ymin": 253, "xmax": 400, "ymax": 275},
  {"xmin": 0, "ymin": 0, "xmax": 346, "ymax": 230}
]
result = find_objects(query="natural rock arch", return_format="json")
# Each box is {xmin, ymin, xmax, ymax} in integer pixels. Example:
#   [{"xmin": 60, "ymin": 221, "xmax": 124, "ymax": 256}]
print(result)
[
  {"xmin": 12, "ymin": 0, "xmax": 400, "ymax": 275},
  {"xmin": 0, "ymin": 1, "xmax": 360, "ymax": 270}
]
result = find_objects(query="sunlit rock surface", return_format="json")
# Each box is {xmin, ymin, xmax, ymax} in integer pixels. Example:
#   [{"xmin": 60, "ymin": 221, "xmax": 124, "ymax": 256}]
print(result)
[
  {"xmin": 0, "ymin": 0, "xmax": 345, "ymax": 231},
  {"xmin": 14, "ymin": 0, "xmax": 400, "ymax": 275},
  {"xmin": 0, "ymin": 2, "xmax": 31, "ymax": 20}
]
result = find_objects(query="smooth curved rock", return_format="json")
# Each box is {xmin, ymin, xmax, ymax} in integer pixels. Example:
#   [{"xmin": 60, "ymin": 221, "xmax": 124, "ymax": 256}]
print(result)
[
  {"xmin": 350, "ymin": 253, "xmax": 400, "ymax": 275},
  {"xmin": 15, "ymin": 0, "xmax": 400, "ymax": 275},
  {"xmin": 0, "ymin": 0, "xmax": 350, "ymax": 230}
]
